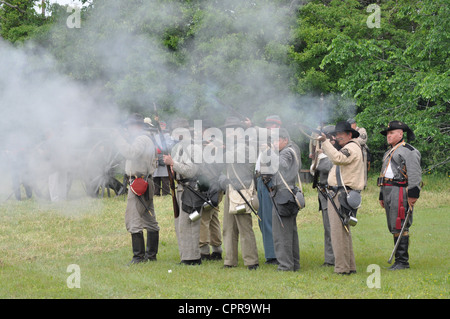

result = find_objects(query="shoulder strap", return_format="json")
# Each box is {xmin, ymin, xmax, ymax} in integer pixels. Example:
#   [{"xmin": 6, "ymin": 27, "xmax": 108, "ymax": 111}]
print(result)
[
  {"xmin": 230, "ymin": 163, "xmax": 248, "ymax": 190},
  {"xmin": 276, "ymin": 147, "xmax": 303, "ymax": 208},
  {"xmin": 335, "ymin": 165, "xmax": 349, "ymax": 195},
  {"xmin": 380, "ymin": 141, "xmax": 405, "ymax": 178},
  {"xmin": 287, "ymin": 147, "xmax": 303, "ymax": 192}
]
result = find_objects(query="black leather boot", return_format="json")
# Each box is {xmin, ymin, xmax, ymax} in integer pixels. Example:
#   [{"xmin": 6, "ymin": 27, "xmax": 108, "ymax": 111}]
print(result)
[
  {"xmin": 129, "ymin": 232, "xmax": 146, "ymax": 265},
  {"xmin": 145, "ymin": 231, "xmax": 159, "ymax": 261},
  {"xmin": 389, "ymin": 235, "xmax": 410, "ymax": 270},
  {"xmin": 180, "ymin": 259, "xmax": 202, "ymax": 265}
]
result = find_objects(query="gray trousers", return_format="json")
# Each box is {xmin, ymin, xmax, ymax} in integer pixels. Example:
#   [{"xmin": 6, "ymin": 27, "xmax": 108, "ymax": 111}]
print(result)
[
  {"xmin": 175, "ymin": 188, "xmax": 202, "ymax": 261},
  {"xmin": 381, "ymin": 186, "xmax": 413, "ymax": 234},
  {"xmin": 327, "ymin": 196, "xmax": 356, "ymax": 273},
  {"xmin": 125, "ymin": 181, "xmax": 159, "ymax": 234},
  {"xmin": 319, "ymin": 192, "xmax": 334, "ymax": 265},
  {"xmin": 272, "ymin": 207, "xmax": 300, "ymax": 271}
]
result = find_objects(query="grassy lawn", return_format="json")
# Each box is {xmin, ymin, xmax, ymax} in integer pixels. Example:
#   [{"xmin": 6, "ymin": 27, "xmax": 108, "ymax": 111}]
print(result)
[{"xmin": 0, "ymin": 175, "xmax": 448, "ymax": 299}]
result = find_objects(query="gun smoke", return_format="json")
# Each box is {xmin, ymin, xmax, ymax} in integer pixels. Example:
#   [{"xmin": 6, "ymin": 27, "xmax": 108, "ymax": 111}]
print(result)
[{"xmin": 0, "ymin": 0, "xmax": 357, "ymax": 203}]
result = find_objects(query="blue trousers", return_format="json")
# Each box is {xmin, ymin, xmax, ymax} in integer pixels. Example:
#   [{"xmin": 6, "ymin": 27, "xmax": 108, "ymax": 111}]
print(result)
[{"xmin": 256, "ymin": 177, "xmax": 276, "ymax": 260}]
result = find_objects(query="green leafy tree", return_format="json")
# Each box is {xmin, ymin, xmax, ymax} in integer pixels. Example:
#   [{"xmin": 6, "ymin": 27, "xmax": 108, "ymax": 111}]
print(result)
[
  {"xmin": 0, "ymin": 0, "xmax": 53, "ymax": 43},
  {"xmin": 320, "ymin": 0, "xmax": 449, "ymax": 171},
  {"xmin": 2, "ymin": 0, "xmax": 448, "ymax": 172}
]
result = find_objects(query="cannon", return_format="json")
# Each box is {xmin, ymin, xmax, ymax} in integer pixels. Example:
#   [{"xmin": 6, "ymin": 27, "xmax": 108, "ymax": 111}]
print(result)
[{"xmin": 20, "ymin": 126, "xmax": 128, "ymax": 200}]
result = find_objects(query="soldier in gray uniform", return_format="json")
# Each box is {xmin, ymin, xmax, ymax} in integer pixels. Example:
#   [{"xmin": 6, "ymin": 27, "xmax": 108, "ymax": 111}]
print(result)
[
  {"xmin": 312, "ymin": 125, "xmax": 335, "ymax": 267},
  {"xmin": 115, "ymin": 113, "xmax": 160, "ymax": 264},
  {"xmin": 219, "ymin": 117, "xmax": 259, "ymax": 270},
  {"xmin": 164, "ymin": 118, "xmax": 204, "ymax": 265},
  {"xmin": 198, "ymin": 121, "xmax": 224, "ymax": 261},
  {"xmin": 270, "ymin": 128, "xmax": 302, "ymax": 271},
  {"xmin": 378, "ymin": 121, "xmax": 422, "ymax": 270}
]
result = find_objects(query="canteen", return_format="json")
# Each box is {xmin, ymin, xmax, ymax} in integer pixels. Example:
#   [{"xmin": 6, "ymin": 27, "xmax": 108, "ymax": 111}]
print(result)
[
  {"xmin": 346, "ymin": 190, "xmax": 362, "ymax": 209},
  {"xmin": 202, "ymin": 201, "xmax": 212, "ymax": 212},
  {"xmin": 348, "ymin": 215, "xmax": 358, "ymax": 227},
  {"xmin": 189, "ymin": 210, "xmax": 201, "ymax": 222},
  {"xmin": 251, "ymin": 196, "xmax": 259, "ymax": 211},
  {"xmin": 235, "ymin": 204, "xmax": 247, "ymax": 214},
  {"xmin": 295, "ymin": 191, "xmax": 306, "ymax": 209}
]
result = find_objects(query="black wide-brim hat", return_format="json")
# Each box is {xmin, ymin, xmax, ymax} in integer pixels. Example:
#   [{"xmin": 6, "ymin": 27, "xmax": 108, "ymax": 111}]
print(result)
[
  {"xmin": 380, "ymin": 120, "xmax": 415, "ymax": 141},
  {"xmin": 331, "ymin": 121, "xmax": 360, "ymax": 138}
]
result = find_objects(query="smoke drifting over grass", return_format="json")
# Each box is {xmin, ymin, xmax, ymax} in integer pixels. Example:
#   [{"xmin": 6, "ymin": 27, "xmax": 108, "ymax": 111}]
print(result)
[
  {"xmin": 0, "ymin": 0, "xmax": 357, "ymax": 201},
  {"xmin": 0, "ymin": 40, "xmax": 123, "ymax": 201}
]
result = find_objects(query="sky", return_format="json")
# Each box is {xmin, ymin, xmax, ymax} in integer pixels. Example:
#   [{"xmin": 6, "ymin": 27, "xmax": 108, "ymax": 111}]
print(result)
[
  {"xmin": 32, "ymin": 0, "xmax": 86, "ymax": 15},
  {"xmin": 50, "ymin": 0, "xmax": 84, "ymax": 5}
]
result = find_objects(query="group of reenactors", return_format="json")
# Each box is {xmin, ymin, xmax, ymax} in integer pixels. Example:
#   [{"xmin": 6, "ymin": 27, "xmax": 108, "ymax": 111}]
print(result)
[
  {"xmin": 113, "ymin": 111, "xmax": 422, "ymax": 274},
  {"xmin": 3, "ymin": 110, "xmax": 420, "ymax": 276}
]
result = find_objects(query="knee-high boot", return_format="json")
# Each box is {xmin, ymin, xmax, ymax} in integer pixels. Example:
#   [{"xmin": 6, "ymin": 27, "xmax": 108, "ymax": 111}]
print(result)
[
  {"xmin": 129, "ymin": 232, "xmax": 146, "ymax": 265},
  {"xmin": 145, "ymin": 231, "xmax": 159, "ymax": 261},
  {"xmin": 390, "ymin": 235, "xmax": 410, "ymax": 270}
]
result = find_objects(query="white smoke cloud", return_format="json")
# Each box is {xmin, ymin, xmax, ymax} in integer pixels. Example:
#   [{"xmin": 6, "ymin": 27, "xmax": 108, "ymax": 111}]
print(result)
[
  {"xmin": 0, "ymin": 39, "xmax": 124, "ymax": 202},
  {"xmin": 0, "ymin": 0, "xmax": 357, "ymax": 202}
]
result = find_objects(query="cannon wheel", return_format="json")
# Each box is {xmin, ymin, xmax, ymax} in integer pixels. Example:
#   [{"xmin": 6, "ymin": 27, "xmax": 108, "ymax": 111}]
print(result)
[{"xmin": 83, "ymin": 140, "xmax": 126, "ymax": 198}]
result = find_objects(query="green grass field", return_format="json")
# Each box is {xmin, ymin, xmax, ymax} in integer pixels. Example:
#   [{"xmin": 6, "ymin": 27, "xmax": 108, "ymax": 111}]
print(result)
[{"xmin": 0, "ymin": 175, "xmax": 448, "ymax": 299}]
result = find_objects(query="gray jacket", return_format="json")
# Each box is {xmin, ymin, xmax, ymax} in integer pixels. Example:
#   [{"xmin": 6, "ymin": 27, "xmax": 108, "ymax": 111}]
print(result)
[
  {"xmin": 116, "ymin": 132, "xmax": 157, "ymax": 177},
  {"xmin": 272, "ymin": 142, "xmax": 301, "ymax": 190},
  {"xmin": 379, "ymin": 141, "xmax": 422, "ymax": 198}
]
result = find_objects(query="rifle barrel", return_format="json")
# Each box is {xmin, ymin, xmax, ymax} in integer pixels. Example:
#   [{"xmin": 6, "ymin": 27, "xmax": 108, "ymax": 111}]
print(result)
[
  {"xmin": 153, "ymin": 102, "xmax": 180, "ymax": 218},
  {"xmin": 320, "ymin": 187, "xmax": 349, "ymax": 233},
  {"xmin": 262, "ymin": 181, "xmax": 284, "ymax": 228},
  {"xmin": 184, "ymin": 184, "xmax": 220, "ymax": 212}
]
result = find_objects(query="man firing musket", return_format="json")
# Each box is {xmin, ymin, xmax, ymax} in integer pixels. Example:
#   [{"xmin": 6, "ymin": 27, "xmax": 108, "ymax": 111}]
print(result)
[
  {"xmin": 317, "ymin": 121, "xmax": 365, "ymax": 275},
  {"xmin": 114, "ymin": 113, "xmax": 160, "ymax": 264},
  {"xmin": 163, "ymin": 118, "xmax": 204, "ymax": 265},
  {"xmin": 309, "ymin": 125, "xmax": 336, "ymax": 267},
  {"xmin": 152, "ymin": 120, "xmax": 173, "ymax": 197},
  {"xmin": 265, "ymin": 128, "xmax": 303, "ymax": 272},
  {"xmin": 218, "ymin": 116, "xmax": 259, "ymax": 270},
  {"xmin": 153, "ymin": 103, "xmax": 179, "ymax": 218},
  {"xmin": 253, "ymin": 115, "xmax": 283, "ymax": 266},
  {"xmin": 198, "ymin": 119, "xmax": 225, "ymax": 261}
]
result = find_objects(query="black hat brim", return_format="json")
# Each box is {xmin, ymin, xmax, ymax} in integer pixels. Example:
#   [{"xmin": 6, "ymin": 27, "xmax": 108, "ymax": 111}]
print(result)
[
  {"xmin": 380, "ymin": 127, "xmax": 415, "ymax": 141},
  {"xmin": 331, "ymin": 128, "xmax": 360, "ymax": 139}
]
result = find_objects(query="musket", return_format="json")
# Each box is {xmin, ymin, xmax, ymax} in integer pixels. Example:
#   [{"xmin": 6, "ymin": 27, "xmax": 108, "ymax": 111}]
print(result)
[
  {"xmin": 262, "ymin": 178, "xmax": 284, "ymax": 228},
  {"xmin": 311, "ymin": 94, "xmax": 324, "ymax": 188},
  {"xmin": 211, "ymin": 95, "xmax": 249, "ymax": 123},
  {"xmin": 318, "ymin": 186, "xmax": 349, "ymax": 233},
  {"xmin": 297, "ymin": 123, "xmax": 323, "ymax": 140},
  {"xmin": 123, "ymin": 178, "xmax": 153, "ymax": 216},
  {"xmin": 388, "ymin": 206, "xmax": 413, "ymax": 264},
  {"xmin": 2, "ymin": 189, "xmax": 18, "ymax": 203},
  {"xmin": 153, "ymin": 102, "xmax": 180, "ymax": 218},
  {"xmin": 183, "ymin": 184, "xmax": 220, "ymax": 213},
  {"xmin": 136, "ymin": 193, "xmax": 154, "ymax": 217}
]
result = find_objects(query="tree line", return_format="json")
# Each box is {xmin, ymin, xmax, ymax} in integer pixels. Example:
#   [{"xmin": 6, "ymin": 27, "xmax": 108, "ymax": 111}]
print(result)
[{"xmin": 1, "ymin": 0, "xmax": 448, "ymax": 172}]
